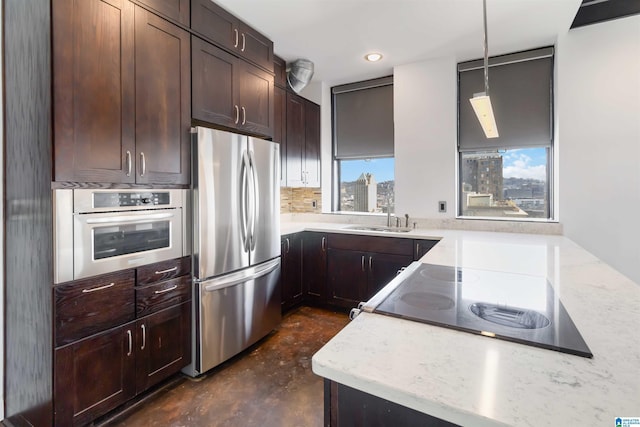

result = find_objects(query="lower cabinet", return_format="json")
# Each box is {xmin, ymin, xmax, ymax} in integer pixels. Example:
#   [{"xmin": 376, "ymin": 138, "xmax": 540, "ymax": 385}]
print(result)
[
  {"xmin": 327, "ymin": 248, "xmax": 411, "ymax": 308},
  {"xmin": 303, "ymin": 232, "xmax": 328, "ymax": 303},
  {"xmin": 53, "ymin": 257, "xmax": 191, "ymax": 426},
  {"xmin": 281, "ymin": 233, "xmax": 303, "ymax": 311}
]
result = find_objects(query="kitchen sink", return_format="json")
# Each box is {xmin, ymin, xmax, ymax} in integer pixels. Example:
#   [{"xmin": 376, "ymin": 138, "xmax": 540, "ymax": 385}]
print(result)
[{"xmin": 344, "ymin": 225, "xmax": 413, "ymax": 233}]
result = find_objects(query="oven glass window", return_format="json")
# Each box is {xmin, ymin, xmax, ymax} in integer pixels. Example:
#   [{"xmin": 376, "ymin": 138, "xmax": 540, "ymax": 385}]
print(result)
[{"xmin": 93, "ymin": 221, "xmax": 171, "ymax": 260}]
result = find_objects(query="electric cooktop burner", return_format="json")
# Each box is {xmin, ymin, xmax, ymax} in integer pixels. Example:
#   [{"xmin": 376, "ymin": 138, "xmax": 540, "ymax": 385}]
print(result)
[{"xmin": 369, "ymin": 263, "xmax": 592, "ymax": 358}]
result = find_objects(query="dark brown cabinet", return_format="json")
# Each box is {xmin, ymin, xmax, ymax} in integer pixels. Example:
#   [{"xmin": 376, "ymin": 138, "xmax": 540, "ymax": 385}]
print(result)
[
  {"xmin": 303, "ymin": 232, "xmax": 328, "ymax": 302},
  {"xmin": 284, "ymin": 92, "xmax": 321, "ymax": 187},
  {"xmin": 134, "ymin": 6, "xmax": 191, "ymax": 185},
  {"xmin": 55, "ymin": 325, "xmax": 137, "ymax": 427},
  {"xmin": 414, "ymin": 239, "xmax": 439, "ymax": 260},
  {"xmin": 281, "ymin": 233, "xmax": 303, "ymax": 311},
  {"xmin": 135, "ymin": 302, "xmax": 191, "ymax": 392},
  {"xmin": 192, "ymin": 36, "xmax": 274, "ymax": 138},
  {"xmin": 53, "ymin": 0, "xmax": 190, "ymax": 185},
  {"xmin": 274, "ymin": 55, "xmax": 287, "ymax": 88},
  {"xmin": 190, "ymin": 0, "xmax": 273, "ymax": 71},
  {"xmin": 327, "ymin": 234, "xmax": 414, "ymax": 308},
  {"xmin": 137, "ymin": 0, "xmax": 189, "ymax": 25},
  {"xmin": 53, "ymin": 257, "xmax": 191, "ymax": 426},
  {"xmin": 274, "ymin": 85, "xmax": 287, "ymax": 186}
]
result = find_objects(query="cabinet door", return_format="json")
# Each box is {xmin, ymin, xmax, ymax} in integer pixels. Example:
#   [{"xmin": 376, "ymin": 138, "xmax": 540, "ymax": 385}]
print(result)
[
  {"xmin": 367, "ymin": 253, "xmax": 412, "ymax": 299},
  {"xmin": 191, "ymin": 36, "xmax": 239, "ymax": 130},
  {"xmin": 136, "ymin": 302, "xmax": 191, "ymax": 392},
  {"xmin": 281, "ymin": 234, "xmax": 303, "ymax": 310},
  {"xmin": 327, "ymin": 249, "xmax": 367, "ymax": 308},
  {"xmin": 303, "ymin": 232, "xmax": 327, "ymax": 302},
  {"xmin": 134, "ymin": 6, "xmax": 190, "ymax": 185},
  {"xmin": 55, "ymin": 325, "xmax": 136, "ymax": 426},
  {"xmin": 191, "ymin": 0, "xmax": 238, "ymax": 51},
  {"xmin": 285, "ymin": 92, "xmax": 305, "ymax": 187},
  {"xmin": 304, "ymin": 100, "xmax": 321, "ymax": 187},
  {"xmin": 274, "ymin": 86, "xmax": 287, "ymax": 185},
  {"xmin": 136, "ymin": 0, "xmax": 189, "ymax": 25},
  {"xmin": 238, "ymin": 61, "xmax": 274, "ymax": 138},
  {"xmin": 414, "ymin": 239, "xmax": 439, "ymax": 260},
  {"xmin": 53, "ymin": 0, "xmax": 135, "ymax": 183},
  {"xmin": 237, "ymin": 21, "xmax": 274, "ymax": 72},
  {"xmin": 274, "ymin": 55, "xmax": 287, "ymax": 88}
]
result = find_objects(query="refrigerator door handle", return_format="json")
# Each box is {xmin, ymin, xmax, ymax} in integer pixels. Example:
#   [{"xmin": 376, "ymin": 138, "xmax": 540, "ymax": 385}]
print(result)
[
  {"xmin": 240, "ymin": 150, "xmax": 251, "ymax": 253},
  {"xmin": 248, "ymin": 150, "xmax": 260, "ymax": 251},
  {"xmin": 202, "ymin": 258, "xmax": 280, "ymax": 292}
]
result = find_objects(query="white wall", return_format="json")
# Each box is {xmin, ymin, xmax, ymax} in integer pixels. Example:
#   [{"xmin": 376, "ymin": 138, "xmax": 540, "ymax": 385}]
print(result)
[
  {"xmin": 394, "ymin": 56, "xmax": 458, "ymax": 219},
  {"xmin": 557, "ymin": 15, "xmax": 640, "ymax": 284}
]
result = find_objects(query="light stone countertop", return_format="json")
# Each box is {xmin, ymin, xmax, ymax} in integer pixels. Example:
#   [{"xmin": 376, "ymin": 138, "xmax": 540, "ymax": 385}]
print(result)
[{"xmin": 290, "ymin": 221, "xmax": 640, "ymax": 426}]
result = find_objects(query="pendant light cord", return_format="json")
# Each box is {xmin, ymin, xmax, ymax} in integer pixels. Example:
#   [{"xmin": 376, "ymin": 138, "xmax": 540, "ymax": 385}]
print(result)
[{"xmin": 483, "ymin": 0, "xmax": 489, "ymax": 95}]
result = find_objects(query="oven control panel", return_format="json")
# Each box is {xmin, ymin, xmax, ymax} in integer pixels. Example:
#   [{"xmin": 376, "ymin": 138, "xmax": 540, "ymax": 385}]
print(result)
[{"xmin": 94, "ymin": 192, "xmax": 171, "ymax": 208}]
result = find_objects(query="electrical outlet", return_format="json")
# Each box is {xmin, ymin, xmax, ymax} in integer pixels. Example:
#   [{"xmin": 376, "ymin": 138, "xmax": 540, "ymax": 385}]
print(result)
[
  {"xmin": 312, "ymin": 200, "xmax": 317, "ymax": 208},
  {"xmin": 438, "ymin": 201, "xmax": 447, "ymax": 213}
]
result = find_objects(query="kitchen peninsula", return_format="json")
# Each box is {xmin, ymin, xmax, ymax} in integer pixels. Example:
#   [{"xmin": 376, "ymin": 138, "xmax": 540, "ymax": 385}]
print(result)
[{"xmin": 293, "ymin": 222, "xmax": 640, "ymax": 426}]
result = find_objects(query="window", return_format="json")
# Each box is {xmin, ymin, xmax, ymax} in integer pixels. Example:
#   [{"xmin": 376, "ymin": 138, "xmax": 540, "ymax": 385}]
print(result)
[
  {"xmin": 458, "ymin": 47, "xmax": 554, "ymax": 220},
  {"xmin": 332, "ymin": 77, "xmax": 394, "ymax": 213}
]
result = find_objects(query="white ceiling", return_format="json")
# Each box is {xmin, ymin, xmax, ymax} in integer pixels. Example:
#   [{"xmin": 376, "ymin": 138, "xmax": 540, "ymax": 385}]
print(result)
[{"xmin": 215, "ymin": 0, "xmax": 583, "ymax": 86}]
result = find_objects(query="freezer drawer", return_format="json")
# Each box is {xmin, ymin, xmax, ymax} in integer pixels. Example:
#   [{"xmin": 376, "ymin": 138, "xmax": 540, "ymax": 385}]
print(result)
[{"xmin": 185, "ymin": 258, "xmax": 281, "ymax": 376}]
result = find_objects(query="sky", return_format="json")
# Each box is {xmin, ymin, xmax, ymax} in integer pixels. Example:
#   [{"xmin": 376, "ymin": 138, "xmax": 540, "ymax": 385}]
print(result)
[
  {"xmin": 502, "ymin": 147, "xmax": 547, "ymax": 181},
  {"xmin": 340, "ymin": 147, "xmax": 547, "ymax": 183}
]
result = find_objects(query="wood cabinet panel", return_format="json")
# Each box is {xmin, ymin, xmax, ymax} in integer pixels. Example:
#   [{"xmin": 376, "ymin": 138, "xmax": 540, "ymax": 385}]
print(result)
[
  {"xmin": 190, "ymin": 0, "xmax": 273, "ymax": 71},
  {"xmin": 53, "ymin": 0, "xmax": 135, "ymax": 183},
  {"xmin": 303, "ymin": 232, "xmax": 328, "ymax": 302},
  {"xmin": 136, "ymin": 0, "xmax": 189, "ymax": 25},
  {"xmin": 54, "ymin": 270, "xmax": 135, "ymax": 346},
  {"xmin": 274, "ymin": 55, "xmax": 287, "ymax": 88},
  {"xmin": 285, "ymin": 92, "xmax": 306, "ymax": 187},
  {"xmin": 328, "ymin": 234, "xmax": 414, "ymax": 256},
  {"xmin": 281, "ymin": 234, "xmax": 303, "ymax": 310},
  {"xmin": 134, "ymin": 6, "xmax": 191, "ymax": 185},
  {"xmin": 304, "ymin": 100, "xmax": 321, "ymax": 187},
  {"xmin": 136, "ymin": 256, "xmax": 191, "ymax": 286},
  {"xmin": 135, "ymin": 302, "xmax": 191, "ymax": 392},
  {"xmin": 327, "ymin": 248, "xmax": 368, "ymax": 308},
  {"xmin": 275, "ymin": 86, "xmax": 287, "ymax": 186},
  {"xmin": 367, "ymin": 252, "xmax": 412, "ymax": 297},
  {"xmin": 136, "ymin": 275, "xmax": 192, "ymax": 317},
  {"xmin": 55, "ymin": 325, "xmax": 136, "ymax": 426},
  {"xmin": 238, "ymin": 61, "xmax": 274, "ymax": 137}
]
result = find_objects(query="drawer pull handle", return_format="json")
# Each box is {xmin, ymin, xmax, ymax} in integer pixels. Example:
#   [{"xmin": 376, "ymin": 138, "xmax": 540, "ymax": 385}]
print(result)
[
  {"xmin": 141, "ymin": 324, "xmax": 146, "ymax": 350},
  {"xmin": 155, "ymin": 266, "xmax": 178, "ymax": 275},
  {"xmin": 126, "ymin": 329, "xmax": 132, "ymax": 356},
  {"xmin": 369, "ymin": 256, "xmax": 373, "ymax": 271},
  {"xmin": 154, "ymin": 285, "xmax": 178, "ymax": 295},
  {"xmin": 361, "ymin": 255, "xmax": 365, "ymax": 272},
  {"xmin": 321, "ymin": 236, "xmax": 326, "ymax": 251},
  {"xmin": 82, "ymin": 282, "xmax": 115, "ymax": 293}
]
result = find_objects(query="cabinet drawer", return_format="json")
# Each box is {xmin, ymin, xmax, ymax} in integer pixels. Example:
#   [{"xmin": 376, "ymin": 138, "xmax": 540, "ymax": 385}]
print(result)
[
  {"xmin": 136, "ymin": 275, "xmax": 191, "ymax": 317},
  {"xmin": 55, "ymin": 270, "xmax": 135, "ymax": 347},
  {"xmin": 137, "ymin": 256, "xmax": 191, "ymax": 286},
  {"xmin": 328, "ymin": 234, "xmax": 414, "ymax": 256}
]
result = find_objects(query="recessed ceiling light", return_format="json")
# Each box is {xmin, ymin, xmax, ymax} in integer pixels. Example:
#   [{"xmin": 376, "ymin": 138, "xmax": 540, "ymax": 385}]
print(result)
[{"xmin": 364, "ymin": 52, "xmax": 383, "ymax": 62}]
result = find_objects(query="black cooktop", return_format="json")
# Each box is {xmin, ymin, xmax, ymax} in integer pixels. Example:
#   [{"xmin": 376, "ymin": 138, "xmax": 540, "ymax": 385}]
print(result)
[{"xmin": 371, "ymin": 263, "xmax": 593, "ymax": 358}]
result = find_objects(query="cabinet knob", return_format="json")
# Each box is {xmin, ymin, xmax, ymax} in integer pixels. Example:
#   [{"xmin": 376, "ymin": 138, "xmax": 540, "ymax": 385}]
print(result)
[
  {"xmin": 234, "ymin": 105, "xmax": 240, "ymax": 124},
  {"xmin": 140, "ymin": 152, "xmax": 146, "ymax": 177},
  {"xmin": 140, "ymin": 324, "xmax": 146, "ymax": 350},
  {"xmin": 234, "ymin": 28, "xmax": 239, "ymax": 48},
  {"xmin": 241, "ymin": 33, "xmax": 246, "ymax": 52},
  {"xmin": 241, "ymin": 106, "xmax": 246, "ymax": 125},
  {"xmin": 126, "ymin": 329, "xmax": 133, "ymax": 356},
  {"xmin": 125, "ymin": 151, "xmax": 132, "ymax": 177},
  {"xmin": 361, "ymin": 255, "xmax": 365, "ymax": 272}
]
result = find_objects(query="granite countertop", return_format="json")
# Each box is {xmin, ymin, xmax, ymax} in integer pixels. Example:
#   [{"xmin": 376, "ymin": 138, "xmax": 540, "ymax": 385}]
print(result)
[{"xmin": 300, "ymin": 222, "xmax": 640, "ymax": 426}]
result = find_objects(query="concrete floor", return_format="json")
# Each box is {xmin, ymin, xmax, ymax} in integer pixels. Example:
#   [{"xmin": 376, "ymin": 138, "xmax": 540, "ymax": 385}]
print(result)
[{"xmin": 101, "ymin": 306, "xmax": 349, "ymax": 427}]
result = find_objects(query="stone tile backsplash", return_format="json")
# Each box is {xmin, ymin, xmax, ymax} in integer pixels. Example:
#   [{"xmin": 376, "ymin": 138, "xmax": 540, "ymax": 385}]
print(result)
[{"xmin": 281, "ymin": 187, "xmax": 322, "ymax": 213}]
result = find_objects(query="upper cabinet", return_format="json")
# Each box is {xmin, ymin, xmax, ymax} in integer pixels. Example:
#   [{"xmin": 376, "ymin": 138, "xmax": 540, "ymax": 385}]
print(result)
[
  {"xmin": 53, "ymin": 0, "xmax": 191, "ymax": 185},
  {"xmin": 192, "ymin": 36, "xmax": 274, "ymax": 138},
  {"xmin": 284, "ymin": 92, "xmax": 321, "ymax": 188},
  {"xmin": 136, "ymin": 0, "xmax": 190, "ymax": 26},
  {"xmin": 191, "ymin": 0, "xmax": 274, "ymax": 72}
]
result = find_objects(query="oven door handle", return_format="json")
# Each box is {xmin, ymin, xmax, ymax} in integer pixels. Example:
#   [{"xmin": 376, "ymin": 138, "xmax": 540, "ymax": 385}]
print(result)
[{"xmin": 84, "ymin": 212, "xmax": 175, "ymax": 225}]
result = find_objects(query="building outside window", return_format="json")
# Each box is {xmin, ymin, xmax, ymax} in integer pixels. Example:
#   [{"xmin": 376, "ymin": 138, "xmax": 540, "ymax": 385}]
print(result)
[
  {"xmin": 332, "ymin": 77, "xmax": 394, "ymax": 213},
  {"xmin": 458, "ymin": 47, "xmax": 554, "ymax": 220}
]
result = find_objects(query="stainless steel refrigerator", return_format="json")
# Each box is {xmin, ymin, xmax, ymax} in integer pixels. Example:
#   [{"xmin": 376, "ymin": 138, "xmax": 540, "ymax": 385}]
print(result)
[{"xmin": 184, "ymin": 127, "xmax": 281, "ymax": 377}]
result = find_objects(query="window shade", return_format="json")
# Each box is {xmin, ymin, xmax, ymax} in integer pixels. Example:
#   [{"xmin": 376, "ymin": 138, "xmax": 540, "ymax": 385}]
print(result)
[
  {"xmin": 333, "ymin": 77, "xmax": 394, "ymax": 159},
  {"xmin": 458, "ymin": 47, "xmax": 553, "ymax": 152}
]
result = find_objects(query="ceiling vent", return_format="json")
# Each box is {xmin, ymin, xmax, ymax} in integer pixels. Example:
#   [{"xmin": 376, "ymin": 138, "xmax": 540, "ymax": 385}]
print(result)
[{"xmin": 287, "ymin": 59, "xmax": 314, "ymax": 93}]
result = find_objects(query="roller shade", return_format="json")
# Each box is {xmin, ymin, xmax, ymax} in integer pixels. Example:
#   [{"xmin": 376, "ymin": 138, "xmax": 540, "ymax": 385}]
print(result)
[
  {"xmin": 333, "ymin": 77, "xmax": 394, "ymax": 159},
  {"xmin": 458, "ymin": 47, "xmax": 553, "ymax": 152}
]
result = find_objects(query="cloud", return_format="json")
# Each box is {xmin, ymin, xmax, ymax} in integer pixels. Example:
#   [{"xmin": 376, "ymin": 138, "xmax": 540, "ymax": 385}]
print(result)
[{"xmin": 503, "ymin": 153, "xmax": 546, "ymax": 180}]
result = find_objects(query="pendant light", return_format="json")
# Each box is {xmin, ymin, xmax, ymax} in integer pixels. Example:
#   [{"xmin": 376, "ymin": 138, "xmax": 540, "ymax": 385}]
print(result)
[{"xmin": 469, "ymin": 0, "xmax": 499, "ymax": 138}]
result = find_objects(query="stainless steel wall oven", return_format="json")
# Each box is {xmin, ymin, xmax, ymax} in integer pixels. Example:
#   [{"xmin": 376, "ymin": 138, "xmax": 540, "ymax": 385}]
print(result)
[{"xmin": 54, "ymin": 189, "xmax": 189, "ymax": 284}]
